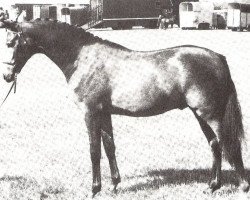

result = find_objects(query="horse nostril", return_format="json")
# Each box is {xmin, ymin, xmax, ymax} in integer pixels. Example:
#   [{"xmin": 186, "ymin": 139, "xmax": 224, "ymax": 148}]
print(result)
[{"xmin": 6, "ymin": 42, "xmax": 13, "ymax": 48}]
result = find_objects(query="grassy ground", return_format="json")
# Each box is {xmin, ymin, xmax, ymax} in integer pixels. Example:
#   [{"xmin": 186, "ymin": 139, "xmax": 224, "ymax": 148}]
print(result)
[{"xmin": 0, "ymin": 28, "xmax": 250, "ymax": 199}]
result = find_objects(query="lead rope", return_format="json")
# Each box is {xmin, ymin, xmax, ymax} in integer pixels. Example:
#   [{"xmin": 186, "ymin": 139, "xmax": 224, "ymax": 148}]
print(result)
[
  {"xmin": 0, "ymin": 73, "xmax": 17, "ymax": 108},
  {"xmin": 14, "ymin": 73, "xmax": 17, "ymax": 93}
]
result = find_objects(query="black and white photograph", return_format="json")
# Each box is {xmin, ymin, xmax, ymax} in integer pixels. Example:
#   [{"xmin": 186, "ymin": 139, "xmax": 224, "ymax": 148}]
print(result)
[{"xmin": 0, "ymin": 0, "xmax": 250, "ymax": 199}]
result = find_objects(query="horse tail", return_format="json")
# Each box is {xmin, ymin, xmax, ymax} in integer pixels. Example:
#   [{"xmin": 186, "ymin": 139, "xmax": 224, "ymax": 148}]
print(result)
[{"xmin": 221, "ymin": 79, "xmax": 244, "ymax": 166}]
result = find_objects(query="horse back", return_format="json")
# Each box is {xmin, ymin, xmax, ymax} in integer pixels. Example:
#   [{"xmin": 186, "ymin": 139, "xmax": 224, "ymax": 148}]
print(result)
[{"xmin": 71, "ymin": 44, "xmax": 231, "ymax": 117}]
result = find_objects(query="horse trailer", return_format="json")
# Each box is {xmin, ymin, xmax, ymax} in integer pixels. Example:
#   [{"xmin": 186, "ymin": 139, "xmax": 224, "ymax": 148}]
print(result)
[
  {"xmin": 14, "ymin": 4, "xmax": 35, "ymax": 21},
  {"xmin": 61, "ymin": 6, "xmax": 90, "ymax": 26},
  {"xmin": 179, "ymin": 2, "xmax": 214, "ymax": 29},
  {"xmin": 33, "ymin": 4, "xmax": 89, "ymax": 25},
  {"xmin": 87, "ymin": 0, "xmax": 171, "ymax": 29},
  {"xmin": 41, "ymin": 5, "xmax": 68, "ymax": 20},
  {"xmin": 86, "ymin": 0, "xmax": 191, "ymax": 29},
  {"xmin": 227, "ymin": 3, "xmax": 250, "ymax": 31}
]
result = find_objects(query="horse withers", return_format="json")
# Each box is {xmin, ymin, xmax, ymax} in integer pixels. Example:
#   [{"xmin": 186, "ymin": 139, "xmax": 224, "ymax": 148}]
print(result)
[{"xmin": 1, "ymin": 19, "xmax": 249, "ymax": 196}]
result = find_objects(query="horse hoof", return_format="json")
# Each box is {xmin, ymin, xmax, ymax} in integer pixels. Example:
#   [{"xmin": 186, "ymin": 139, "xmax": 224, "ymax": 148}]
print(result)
[
  {"xmin": 239, "ymin": 181, "xmax": 250, "ymax": 192},
  {"xmin": 209, "ymin": 180, "xmax": 221, "ymax": 193},
  {"xmin": 112, "ymin": 178, "xmax": 121, "ymax": 194},
  {"xmin": 203, "ymin": 187, "xmax": 213, "ymax": 194},
  {"xmin": 112, "ymin": 176, "xmax": 121, "ymax": 186},
  {"xmin": 92, "ymin": 184, "xmax": 101, "ymax": 197},
  {"xmin": 113, "ymin": 186, "xmax": 118, "ymax": 194}
]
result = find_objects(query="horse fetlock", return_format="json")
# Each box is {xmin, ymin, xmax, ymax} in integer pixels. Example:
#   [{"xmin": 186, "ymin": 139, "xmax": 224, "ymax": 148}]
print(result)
[
  {"xmin": 209, "ymin": 179, "xmax": 221, "ymax": 192},
  {"xmin": 239, "ymin": 180, "xmax": 250, "ymax": 192},
  {"xmin": 111, "ymin": 175, "xmax": 120, "ymax": 194},
  {"xmin": 112, "ymin": 175, "xmax": 121, "ymax": 186},
  {"xmin": 92, "ymin": 183, "xmax": 101, "ymax": 197}
]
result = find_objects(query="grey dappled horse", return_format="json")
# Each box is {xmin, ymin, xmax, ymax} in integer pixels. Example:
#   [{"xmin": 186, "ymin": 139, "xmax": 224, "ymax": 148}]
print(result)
[{"xmin": 1, "ymin": 19, "xmax": 249, "ymax": 196}]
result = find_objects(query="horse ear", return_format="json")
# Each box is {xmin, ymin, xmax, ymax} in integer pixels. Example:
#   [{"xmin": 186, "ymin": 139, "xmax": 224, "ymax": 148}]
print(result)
[{"xmin": 1, "ymin": 20, "xmax": 19, "ymax": 32}]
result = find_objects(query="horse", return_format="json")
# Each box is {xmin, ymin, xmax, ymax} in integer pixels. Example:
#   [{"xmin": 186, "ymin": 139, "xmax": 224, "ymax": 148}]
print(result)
[{"xmin": 1, "ymin": 19, "xmax": 249, "ymax": 196}]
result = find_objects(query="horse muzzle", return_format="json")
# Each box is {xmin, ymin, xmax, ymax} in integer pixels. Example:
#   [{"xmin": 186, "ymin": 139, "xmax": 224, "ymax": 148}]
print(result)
[
  {"xmin": 2, "ymin": 62, "xmax": 16, "ymax": 83},
  {"xmin": 3, "ymin": 73, "xmax": 15, "ymax": 83}
]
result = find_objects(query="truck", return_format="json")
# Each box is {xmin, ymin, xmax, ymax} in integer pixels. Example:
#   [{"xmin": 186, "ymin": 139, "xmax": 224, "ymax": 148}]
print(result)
[
  {"xmin": 32, "ymin": 4, "xmax": 89, "ymax": 26},
  {"xmin": 227, "ymin": 3, "xmax": 250, "ymax": 31},
  {"xmin": 86, "ymin": 0, "xmax": 179, "ymax": 29}
]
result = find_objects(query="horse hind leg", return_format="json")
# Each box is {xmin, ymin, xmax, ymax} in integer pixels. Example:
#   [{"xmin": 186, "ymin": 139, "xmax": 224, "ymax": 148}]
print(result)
[
  {"xmin": 85, "ymin": 109, "xmax": 102, "ymax": 197},
  {"xmin": 192, "ymin": 109, "xmax": 222, "ymax": 192},
  {"xmin": 100, "ymin": 111, "xmax": 121, "ymax": 192}
]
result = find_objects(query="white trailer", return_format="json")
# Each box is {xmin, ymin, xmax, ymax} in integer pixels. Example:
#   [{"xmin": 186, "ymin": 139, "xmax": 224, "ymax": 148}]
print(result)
[
  {"xmin": 61, "ymin": 6, "xmax": 89, "ymax": 26},
  {"xmin": 227, "ymin": 3, "xmax": 250, "ymax": 31},
  {"xmin": 179, "ymin": 2, "xmax": 214, "ymax": 29}
]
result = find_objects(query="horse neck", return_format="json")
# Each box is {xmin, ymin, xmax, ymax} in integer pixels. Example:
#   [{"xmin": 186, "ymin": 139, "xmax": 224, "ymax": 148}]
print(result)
[
  {"xmin": 36, "ymin": 32, "xmax": 86, "ymax": 80},
  {"xmin": 36, "ymin": 31, "xmax": 129, "ymax": 81},
  {"xmin": 46, "ymin": 43, "xmax": 81, "ymax": 68}
]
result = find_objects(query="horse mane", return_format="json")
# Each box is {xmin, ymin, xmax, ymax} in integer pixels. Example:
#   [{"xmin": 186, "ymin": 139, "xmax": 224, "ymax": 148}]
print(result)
[{"xmin": 22, "ymin": 19, "xmax": 128, "ymax": 50}]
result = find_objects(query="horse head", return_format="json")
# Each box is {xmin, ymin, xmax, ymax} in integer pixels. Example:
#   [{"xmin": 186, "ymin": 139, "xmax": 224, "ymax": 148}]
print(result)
[{"xmin": 2, "ymin": 20, "xmax": 37, "ymax": 82}]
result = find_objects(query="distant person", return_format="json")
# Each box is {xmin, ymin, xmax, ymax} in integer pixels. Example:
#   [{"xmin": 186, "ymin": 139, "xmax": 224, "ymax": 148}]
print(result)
[
  {"xmin": 5, "ymin": 10, "xmax": 9, "ymax": 19},
  {"xmin": 0, "ymin": 7, "xmax": 5, "ymax": 27},
  {"xmin": 157, "ymin": 8, "xmax": 168, "ymax": 29},
  {"xmin": 158, "ymin": 8, "xmax": 174, "ymax": 29},
  {"xmin": 157, "ymin": 14, "xmax": 167, "ymax": 29},
  {"xmin": 0, "ymin": 7, "xmax": 5, "ymax": 21},
  {"xmin": 9, "ymin": 6, "xmax": 20, "ymax": 21},
  {"xmin": 165, "ymin": 8, "xmax": 174, "ymax": 28}
]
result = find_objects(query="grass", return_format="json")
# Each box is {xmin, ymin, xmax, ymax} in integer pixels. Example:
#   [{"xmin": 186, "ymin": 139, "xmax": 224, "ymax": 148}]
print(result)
[{"xmin": 0, "ymin": 169, "xmax": 248, "ymax": 199}]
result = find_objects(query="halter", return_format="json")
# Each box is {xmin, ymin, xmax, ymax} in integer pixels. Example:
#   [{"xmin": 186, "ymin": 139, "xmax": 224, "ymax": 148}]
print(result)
[
  {"xmin": 1, "ymin": 25, "xmax": 42, "ymax": 108},
  {"xmin": 0, "ymin": 29, "xmax": 25, "ymax": 108}
]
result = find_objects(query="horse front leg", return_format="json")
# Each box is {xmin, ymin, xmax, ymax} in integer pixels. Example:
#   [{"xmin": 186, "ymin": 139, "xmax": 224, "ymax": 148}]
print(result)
[
  {"xmin": 85, "ymin": 109, "xmax": 102, "ymax": 197},
  {"xmin": 101, "ymin": 111, "xmax": 121, "ymax": 192}
]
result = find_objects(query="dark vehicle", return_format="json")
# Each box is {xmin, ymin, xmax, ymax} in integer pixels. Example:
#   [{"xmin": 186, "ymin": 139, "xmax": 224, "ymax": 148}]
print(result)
[
  {"xmin": 14, "ymin": 4, "xmax": 34, "ymax": 21},
  {"xmin": 87, "ymin": 0, "xmax": 178, "ymax": 29}
]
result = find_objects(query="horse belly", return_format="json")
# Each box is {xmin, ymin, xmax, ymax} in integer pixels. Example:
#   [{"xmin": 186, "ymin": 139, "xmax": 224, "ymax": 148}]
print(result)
[{"xmin": 110, "ymin": 81, "xmax": 185, "ymax": 117}]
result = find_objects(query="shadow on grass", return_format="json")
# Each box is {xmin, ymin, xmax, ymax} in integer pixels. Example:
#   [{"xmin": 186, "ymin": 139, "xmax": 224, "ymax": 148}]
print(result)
[
  {"xmin": 125, "ymin": 169, "xmax": 250, "ymax": 192},
  {"xmin": 0, "ymin": 175, "xmax": 65, "ymax": 199},
  {"xmin": 0, "ymin": 175, "xmax": 27, "ymax": 182}
]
